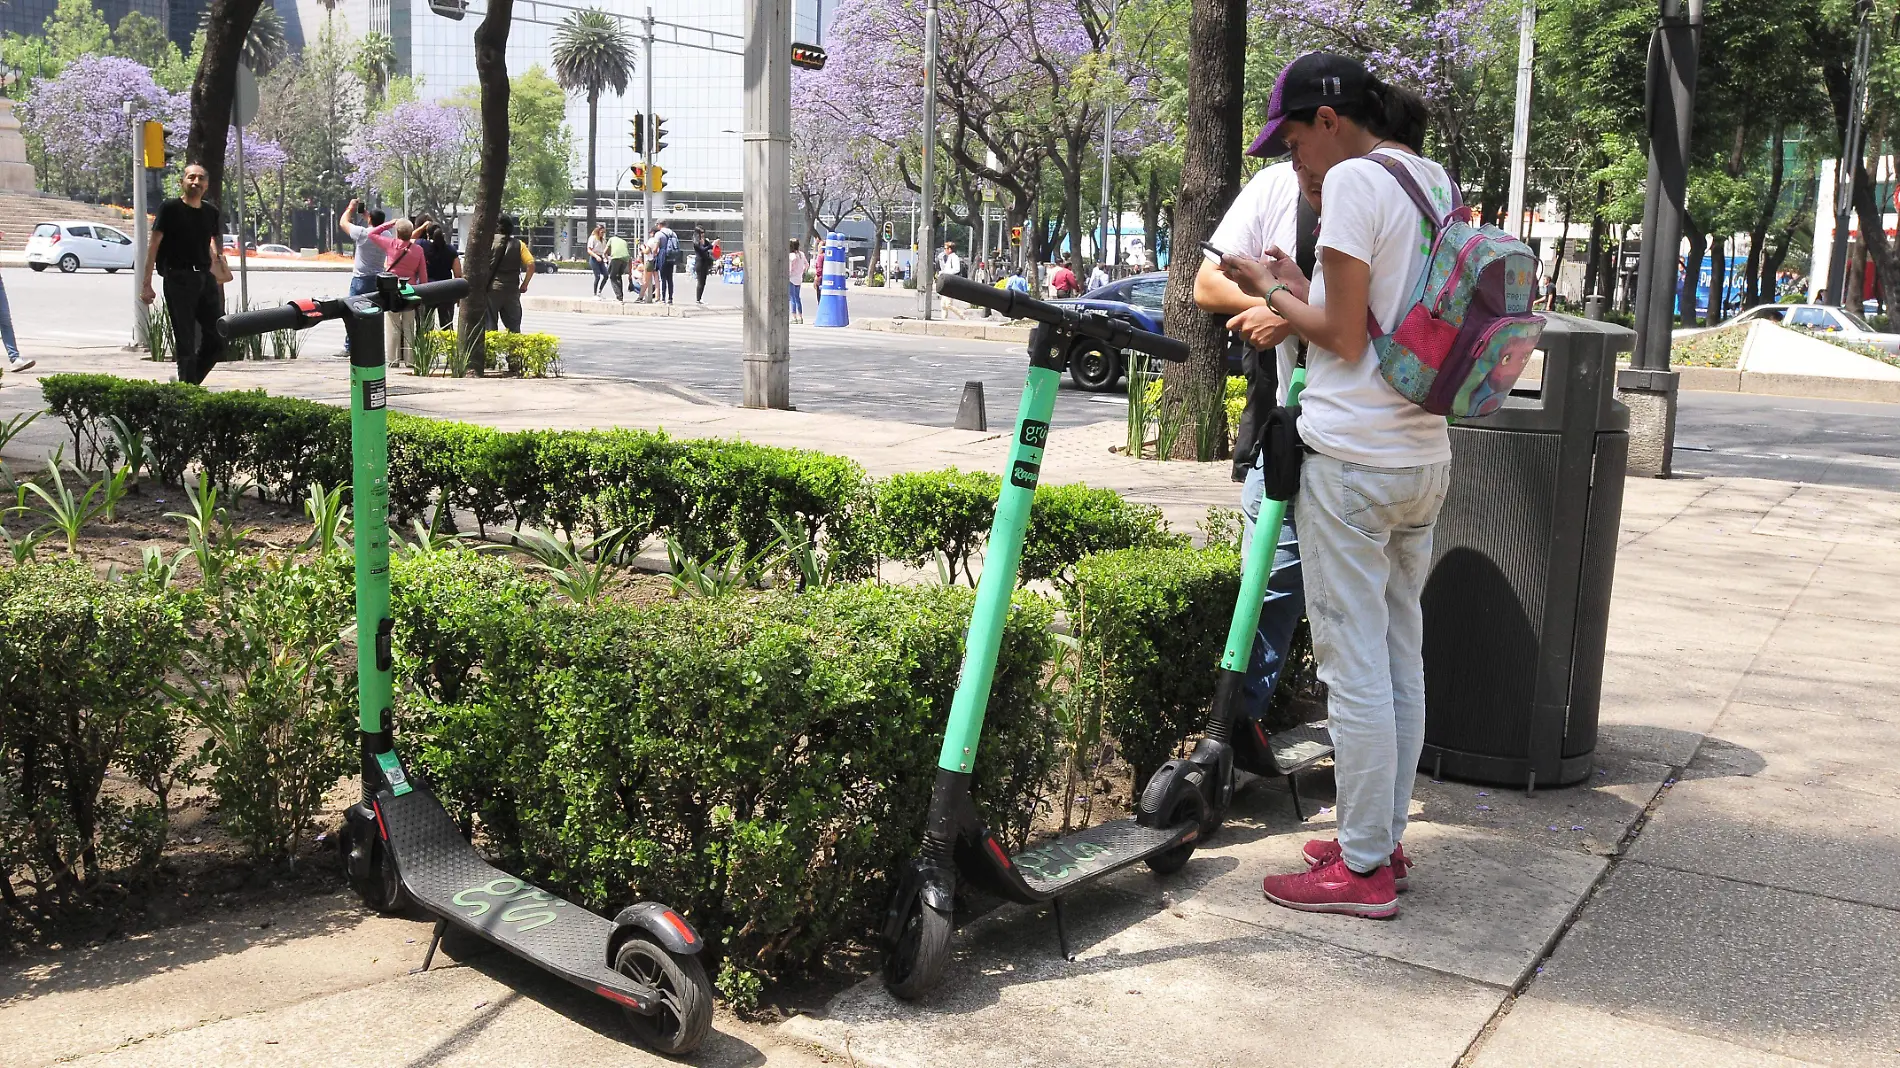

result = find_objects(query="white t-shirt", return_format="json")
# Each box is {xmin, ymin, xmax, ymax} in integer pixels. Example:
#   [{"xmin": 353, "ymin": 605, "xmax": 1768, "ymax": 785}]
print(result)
[
  {"xmin": 1301, "ymin": 150, "xmax": 1455, "ymax": 468},
  {"xmin": 940, "ymin": 251, "xmax": 962, "ymax": 276},
  {"xmin": 1209, "ymin": 161, "xmax": 1301, "ymax": 404}
]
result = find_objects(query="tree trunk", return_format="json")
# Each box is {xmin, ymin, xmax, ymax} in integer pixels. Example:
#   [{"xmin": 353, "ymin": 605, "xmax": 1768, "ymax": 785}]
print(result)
[
  {"xmin": 1141, "ymin": 165, "xmax": 1163, "ymax": 262},
  {"xmin": 1708, "ymin": 233, "xmax": 1727, "ymax": 323},
  {"xmin": 459, "ymin": 0, "xmax": 513, "ymax": 373},
  {"xmin": 584, "ymin": 90, "xmax": 599, "ymax": 236},
  {"xmin": 1745, "ymin": 124, "xmax": 1785, "ymax": 307},
  {"xmin": 186, "ymin": 0, "xmax": 265, "ymax": 205},
  {"xmin": 1762, "ymin": 163, "xmax": 1814, "ymax": 291},
  {"xmin": 1582, "ymin": 180, "xmax": 1606, "ymax": 299},
  {"xmin": 1160, "ymin": 0, "xmax": 1244, "ymax": 461},
  {"xmin": 1060, "ymin": 132, "xmax": 1086, "ymax": 269},
  {"xmin": 1851, "ymin": 131, "xmax": 1900, "ymax": 320},
  {"xmin": 1680, "ymin": 227, "xmax": 1706, "ymax": 328}
]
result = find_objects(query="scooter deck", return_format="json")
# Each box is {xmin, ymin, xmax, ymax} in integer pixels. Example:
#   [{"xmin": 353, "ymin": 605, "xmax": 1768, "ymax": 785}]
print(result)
[
  {"xmin": 376, "ymin": 785, "xmax": 657, "ymax": 1011},
  {"xmin": 1006, "ymin": 818, "xmax": 1196, "ymax": 896}
]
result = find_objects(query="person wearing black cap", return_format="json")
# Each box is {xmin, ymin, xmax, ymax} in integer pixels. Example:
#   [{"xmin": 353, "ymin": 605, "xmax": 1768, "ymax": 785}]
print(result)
[{"xmin": 1214, "ymin": 52, "xmax": 1449, "ymax": 920}]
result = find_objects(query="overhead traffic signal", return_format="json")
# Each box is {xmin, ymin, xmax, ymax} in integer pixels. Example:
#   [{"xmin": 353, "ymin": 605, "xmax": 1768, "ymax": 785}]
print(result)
[
  {"xmin": 647, "ymin": 165, "xmax": 665, "ymax": 192},
  {"xmin": 1010, "ymin": 225, "xmax": 1022, "ymax": 245},
  {"xmin": 650, "ymin": 116, "xmax": 668, "ymax": 155},
  {"xmin": 140, "ymin": 121, "xmax": 165, "ymax": 169},
  {"xmin": 631, "ymin": 163, "xmax": 647, "ymax": 189},
  {"xmin": 882, "ymin": 220, "xmax": 894, "ymax": 241},
  {"xmin": 791, "ymin": 43, "xmax": 828, "ymax": 70},
  {"xmin": 631, "ymin": 114, "xmax": 645, "ymax": 155}
]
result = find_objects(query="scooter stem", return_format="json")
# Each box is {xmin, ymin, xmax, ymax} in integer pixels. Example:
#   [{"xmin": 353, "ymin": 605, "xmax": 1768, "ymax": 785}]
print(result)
[
  {"xmin": 1219, "ymin": 369, "xmax": 1305, "ymax": 672},
  {"xmin": 936, "ymin": 322, "xmax": 1062, "ymax": 775},
  {"xmin": 348, "ymin": 288, "xmax": 397, "ymax": 797}
]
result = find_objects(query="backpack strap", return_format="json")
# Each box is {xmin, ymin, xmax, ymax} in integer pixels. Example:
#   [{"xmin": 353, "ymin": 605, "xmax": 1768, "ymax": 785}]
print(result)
[{"xmin": 1360, "ymin": 151, "xmax": 1456, "ymax": 341}]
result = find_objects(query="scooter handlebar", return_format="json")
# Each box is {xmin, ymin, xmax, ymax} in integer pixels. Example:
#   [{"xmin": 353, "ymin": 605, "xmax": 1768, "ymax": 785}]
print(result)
[
  {"xmin": 937, "ymin": 274, "xmax": 1190, "ymax": 363},
  {"xmin": 216, "ymin": 279, "xmax": 473, "ymax": 341}
]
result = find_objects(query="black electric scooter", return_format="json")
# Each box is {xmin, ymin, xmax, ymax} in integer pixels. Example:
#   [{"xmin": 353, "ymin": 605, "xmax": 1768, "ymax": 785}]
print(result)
[
  {"xmin": 216, "ymin": 276, "xmax": 714, "ymax": 1055},
  {"xmin": 881, "ymin": 275, "xmax": 1335, "ymax": 1000}
]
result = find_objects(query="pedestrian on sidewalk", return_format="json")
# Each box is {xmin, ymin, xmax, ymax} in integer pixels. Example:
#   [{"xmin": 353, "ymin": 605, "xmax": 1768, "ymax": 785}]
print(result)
[
  {"xmin": 1050, "ymin": 257, "xmax": 1079, "ymax": 297},
  {"xmin": 607, "ymin": 230, "xmax": 631, "ymax": 301},
  {"xmin": 1004, "ymin": 266, "xmax": 1029, "ymax": 294},
  {"xmin": 337, "ymin": 199, "xmax": 388, "ymax": 356},
  {"xmin": 639, "ymin": 225, "xmax": 661, "ymax": 303},
  {"xmin": 1218, "ymin": 52, "xmax": 1448, "ymax": 920},
  {"xmin": 657, "ymin": 219, "xmax": 678, "ymax": 305},
  {"xmin": 0, "ymin": 232, "xmax": 35, "ymax": 375},
  {"xmin": 365, "ymin": 217, "xmax": 428, "ymax": 366},
  {"xmin": 138, "ymin": 162, "xmax": 229, "ymax": 384},
  {"xmin": 414, "ymin": 218, "xmax": 462, "ymax": 330},
  {"xmin": 1194, "ymin": 156, "xmax": 1318, "ymax": 818},
  {"xmin": 484, "ymin": 215, "xmax": 535, "ymax": 334},
  {"xmin": 693, "ymin": 227, "xmax": 715, "ymax": 305},
  {"xmin": 789, "ymin": 239, "xmax": 809, "ymax": 324},
  {"xmin": 587, "ymin": 223, "xmax": 610, "ymax": 298},
  {"xmin": 1089, "ymin": 260, "xmax": 1110, "ymax": 291}
]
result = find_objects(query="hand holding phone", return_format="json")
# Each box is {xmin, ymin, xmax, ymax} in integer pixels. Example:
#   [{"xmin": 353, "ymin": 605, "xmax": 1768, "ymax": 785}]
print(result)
[{"xmin": 1200, "ymin": 240, "xmax": 1229, "ymax": 264}]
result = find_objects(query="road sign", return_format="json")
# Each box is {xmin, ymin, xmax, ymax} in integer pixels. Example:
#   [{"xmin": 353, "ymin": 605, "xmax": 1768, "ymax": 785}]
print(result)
[{"xmin": 232, "ymin": 65, "xmax": 258, "ymax": 126}]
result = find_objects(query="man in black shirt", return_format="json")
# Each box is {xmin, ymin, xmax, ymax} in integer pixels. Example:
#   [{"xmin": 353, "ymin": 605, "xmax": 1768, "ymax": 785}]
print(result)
[{"xmin": 140, "ymin": 162, "xmax": 228, "ymax": 385}]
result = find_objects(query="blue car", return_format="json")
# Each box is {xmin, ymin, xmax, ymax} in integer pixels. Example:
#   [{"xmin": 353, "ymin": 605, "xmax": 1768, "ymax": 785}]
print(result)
[{"xmin": 1048, "ymin": 271, "xmax": 1245, "ymax": 390}]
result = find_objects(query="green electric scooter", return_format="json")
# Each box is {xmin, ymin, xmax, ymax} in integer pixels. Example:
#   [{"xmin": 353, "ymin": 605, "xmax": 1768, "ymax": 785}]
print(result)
[
  {"xmin": 216, "ymin": 276, "xmax": 714, "ymax": 1055},
  {"xmin": 882, "ymin": 275, "xmax": 1333, "ymax": 1000}
]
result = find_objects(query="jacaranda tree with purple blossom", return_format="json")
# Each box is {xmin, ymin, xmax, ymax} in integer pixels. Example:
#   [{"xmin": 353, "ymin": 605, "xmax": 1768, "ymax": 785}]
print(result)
[
  {"xmin": 224, "ymin": 126, "xmax": 288, "ymax": 241},
  {"xmin": 19, "ymin": 54, "xmax": 185, "ymax": 200},
  {"xmin": 344, "ymin": 98, "xmax": 481, "ymax": 224}
]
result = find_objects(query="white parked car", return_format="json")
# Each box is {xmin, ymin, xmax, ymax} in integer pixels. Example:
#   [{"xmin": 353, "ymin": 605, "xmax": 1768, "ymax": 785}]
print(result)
[
  {"xmin": 1681, "ymin": 302, "xmax": 1900, "ymax": 354},
  {"xmin": 255, "ymin": 243, "xmax": 296, "ymax": 256},
  {"xmin": 25, "ymin": 220, "xmax": 136, "ymax": 273}
]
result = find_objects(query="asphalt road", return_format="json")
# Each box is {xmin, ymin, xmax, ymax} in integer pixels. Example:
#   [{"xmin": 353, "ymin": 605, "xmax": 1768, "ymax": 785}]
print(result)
[{"xmin": 8, "ymin": 266, "xmax": 1900, "ymax": 487}]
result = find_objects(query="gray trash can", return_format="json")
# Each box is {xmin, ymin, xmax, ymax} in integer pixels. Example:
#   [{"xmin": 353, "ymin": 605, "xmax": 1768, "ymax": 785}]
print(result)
[{"xmin": 1419, "ymin": 314, "xmax": 1634, "ymax": 790}]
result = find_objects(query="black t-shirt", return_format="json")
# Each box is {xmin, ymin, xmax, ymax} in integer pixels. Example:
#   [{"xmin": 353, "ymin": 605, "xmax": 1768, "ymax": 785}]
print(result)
[
  {"xmin": 418, "ymin": 237, "xmax": 457, "ymax": 285},
  {"xmin": 153, "ymin": 198, "xmax": 220, "ymax": 273}
]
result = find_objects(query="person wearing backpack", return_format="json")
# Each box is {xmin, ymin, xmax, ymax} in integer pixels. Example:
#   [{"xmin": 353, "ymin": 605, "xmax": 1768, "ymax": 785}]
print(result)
[
  {"xmin": 1216, "ymin": 52, "xmax": 1456, "ymax": 920},
  {"xmin": 656, "ymin": 220, "xmax": 679, "ymax": 304},
  {"xmin": 485, "ymin": 215, "xmax": 536, "ymax": 333}
]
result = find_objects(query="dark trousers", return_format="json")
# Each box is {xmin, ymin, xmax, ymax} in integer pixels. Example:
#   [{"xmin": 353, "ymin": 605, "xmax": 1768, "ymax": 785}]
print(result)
[
  {"xmin": 659, "ymin": 264, "xmax": 675, "ymax": 303},
  {"xmin": 695, "ymin": 268, "xmax": 709, "ymax": 302},
  {"xmin": 486, "ymin": 286, "xmax": 523, "ymax": 333},
  {"xmin": 591, "ymin": 257, "xmax": 608, "ymax": 294},
  {"xmin": 609, "ymin": 258, "xmax": 629, "ymax": 301},
  {"xmin": 161, "ymin": 268, "xmax": 224, "ymax": 385}
]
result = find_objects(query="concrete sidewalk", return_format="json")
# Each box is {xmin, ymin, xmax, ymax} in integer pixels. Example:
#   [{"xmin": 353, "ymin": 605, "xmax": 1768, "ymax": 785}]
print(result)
[{"xmin": 3, "ymin": 349, "xmax": 1899, "ymax": 1066}]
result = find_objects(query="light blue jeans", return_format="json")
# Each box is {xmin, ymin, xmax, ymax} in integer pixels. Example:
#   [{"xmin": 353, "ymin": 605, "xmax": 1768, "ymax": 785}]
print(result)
[
  {"xmin": 1297, "ymin": 451, "xmax": 1450, "ymax": 873},
  {"xmin": 0, "ymin": 274, "xmax": 19, "ymax": 362},
  {"xmin": 1239, "ymin": 458, "xmax": 1304, "ymax": 719}
]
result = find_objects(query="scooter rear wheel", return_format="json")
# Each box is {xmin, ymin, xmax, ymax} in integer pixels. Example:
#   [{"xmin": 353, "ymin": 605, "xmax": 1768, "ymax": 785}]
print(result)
[
  {"xmin": 883, "ymin": 893, "xmax": 952, "ymax": 1001},
  {"xmin": 614, "ymin": 935, "xmax": 713, "ymax": 1055}
]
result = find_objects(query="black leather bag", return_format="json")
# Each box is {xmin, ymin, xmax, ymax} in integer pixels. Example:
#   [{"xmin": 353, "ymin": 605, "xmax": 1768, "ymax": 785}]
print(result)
[{"xmin": 1260, "ymin": 402, "xmax": 1305, "ymax": 501}]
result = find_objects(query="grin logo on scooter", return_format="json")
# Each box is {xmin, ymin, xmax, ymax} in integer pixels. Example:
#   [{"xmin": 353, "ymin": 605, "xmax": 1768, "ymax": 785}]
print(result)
[
  {"xmin": 1019, "ymin": 420, "xmax": 1049, "ymax": 449},
  {"xmin": 452, "ymin": 876, "xmax": 570, "ymax": 932},
  {"xmin": 1010, "ymin": 461, "xmax": 1041, "ymax": 490}
]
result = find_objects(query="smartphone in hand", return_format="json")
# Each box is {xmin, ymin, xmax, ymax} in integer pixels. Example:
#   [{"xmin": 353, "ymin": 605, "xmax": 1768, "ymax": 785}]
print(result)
[{"xmin": 1200, "ymin": 240, "xmax": 1229, "ymax": 264}]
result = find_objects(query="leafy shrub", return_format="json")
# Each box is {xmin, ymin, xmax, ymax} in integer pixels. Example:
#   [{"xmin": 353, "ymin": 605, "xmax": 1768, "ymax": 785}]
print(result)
[
  {"xmin": 1021, "ymin": 482, "xmax": 1187, "ymax": 588},
  {"xmin": 485, "ymin": 332, "xmax": 564, "ymax": 378},
  {"xmin": 675, "ymin": 440, "xmax": 877, "ymax": 579},
  {"xmin": 1070, "ymin": 547, "xmax": 1239, "ymax": 788},
  {"xmin": 396, "ymin": 577, "xmax": 1056, "ymax": 986},
  {"xmin": 0, "ymin": 562, "xmax": 188, "ymax": 913},
  {"xmin": 873, "ymin": 468, "xmax": 998, "ymax": 583},
  {"xmin": 173, "ymin": 554, "xmax": 357, "ymax": 861}
]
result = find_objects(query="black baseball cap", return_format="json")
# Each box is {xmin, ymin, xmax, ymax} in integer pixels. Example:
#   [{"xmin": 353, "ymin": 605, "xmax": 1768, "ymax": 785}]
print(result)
[{"xmin": 1247, "ymin": 52, "xmax": 1371, "ymax": 158}]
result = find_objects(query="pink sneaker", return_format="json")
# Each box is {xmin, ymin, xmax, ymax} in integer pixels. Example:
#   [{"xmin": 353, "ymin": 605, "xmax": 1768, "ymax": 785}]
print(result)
[
  {"xmin": 1262, "ymin": 857, "xmax": 1399, "ymax": 918},
  {"xmin": 1302, "ymin": 839, "xmax": 1411, "ymax": 891}
]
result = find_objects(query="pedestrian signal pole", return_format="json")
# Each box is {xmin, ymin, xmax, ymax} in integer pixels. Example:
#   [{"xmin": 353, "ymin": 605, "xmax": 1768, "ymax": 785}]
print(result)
[{"xmin": 643, "ymin": 7, "xmax": 656, "ymax": 237}]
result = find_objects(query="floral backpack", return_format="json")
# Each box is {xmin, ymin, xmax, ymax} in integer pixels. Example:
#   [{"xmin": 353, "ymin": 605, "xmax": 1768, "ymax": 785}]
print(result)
[{"xmin": 1364, "ymin": 153, "xmax": 1543, "ymax": 419}]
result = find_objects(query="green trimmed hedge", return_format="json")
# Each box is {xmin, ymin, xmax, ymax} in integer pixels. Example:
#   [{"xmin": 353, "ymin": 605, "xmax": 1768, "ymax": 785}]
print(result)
[{"xmin": 389, "ymin": 552, "xmax": 1057, "ymax": 995}]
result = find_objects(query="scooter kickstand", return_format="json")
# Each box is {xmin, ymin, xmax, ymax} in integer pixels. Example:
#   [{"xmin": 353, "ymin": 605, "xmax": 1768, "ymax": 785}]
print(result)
[
  {"xmin": 1052, "ymin": 898, "xmax": 1075, "ymax": 962},
  {"xmin": 413, "ymin": 918, "xmax": 447, "ymax": 974}
]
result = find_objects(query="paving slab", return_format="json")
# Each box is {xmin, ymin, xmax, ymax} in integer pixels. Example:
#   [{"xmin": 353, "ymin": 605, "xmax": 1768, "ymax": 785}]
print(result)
[
  {"xmin": 1728, "ymin": 654, "xmax": 1900, "ymax": 719},
  {"xmin": 1625, "ymin": 773, "xmax": 1900, "ymax": 911},
  {"xmin": 1524, "ymin": 863, "xmax": 1900, "ymax": 1067},
  {"xmin": 1470, "ymin": 995, "xmax": 1828, "ymax": 1068},
  {"xmin": 782, "ymin": 883, "xmax": 1502, "ymax": 1068},
  {"xmin": 1408, "ymin": 748, "xmax": 1670, "ymax": 859},
  {"xmin": 1697, "ymin": 700, "xmax": 1900, "ymax": 798},
  {"xmin": 1153, "ymin": 819, "xmax": 1603, "ymax": 988}
]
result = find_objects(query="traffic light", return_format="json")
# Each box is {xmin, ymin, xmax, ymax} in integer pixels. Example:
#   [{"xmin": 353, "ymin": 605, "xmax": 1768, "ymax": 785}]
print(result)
[
  {"xmin": 648, "ymin": 165, "xmax": 665, "ymax": 192},
  {"xmin": 650, "ymin": 115, "xmax": 668, "ymax": 155},
  {"xmin": 882, "ymin": 220, "xmax": 894, "ymax": 241},
  {"xmin": 1010, "ymin": 225, "xmax": 1022, "ymax": 245},
  {"xmin": 140, "ymin": 121, "xmax": 164, "ymax": 169},
  {"xmin": 630, "ymin": 163, "xmax": 647, "ymax": 189},
  {"xmin": 791, "ymin": 43, "xmax": 828, "ymax": 70},
  {"xmin": 428, "ymin": 0, "xmax": 467, "ymax": 18},
  {"xmin": 631, "ymin": 114, "xmax": 645, "ymax": 155}
]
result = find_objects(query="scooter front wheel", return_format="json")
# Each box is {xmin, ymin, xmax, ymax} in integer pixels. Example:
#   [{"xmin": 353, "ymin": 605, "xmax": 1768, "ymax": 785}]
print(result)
[
  {"xmin": 614, "ymin": 935, "xmax": 713, "ymax": 1055},
  {"xmin": 345, "ymin": 825, "xmax": 410, "ymax": 915},
  {"xmin": 883, "ymin": 892, "xmax": 952, "ymax": 1001},
  {"xmin": 1138, "ymin": 769, "xmax": 1207, "ymax": 875}
]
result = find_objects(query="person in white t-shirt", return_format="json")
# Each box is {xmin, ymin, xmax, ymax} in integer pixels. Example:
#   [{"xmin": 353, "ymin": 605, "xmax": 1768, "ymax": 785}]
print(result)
[
  {"xmin": 1088, "ymin": 262, "xmax": 1110, "ymax": 291},
  {"xmin": 1216, "ymin": 52, "xmax": 1451, "ymax": 921}
]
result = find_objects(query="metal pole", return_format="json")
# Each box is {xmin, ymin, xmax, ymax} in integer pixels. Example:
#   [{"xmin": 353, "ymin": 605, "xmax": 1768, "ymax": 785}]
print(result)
[
  {"xmin": 403, "ymin": 156, "xmax": 412, "ymax": 218},
  {"xmin": 1505, "ymin": 0, "xmax": 1535, "ymax": 239},
  {"xmin": 233, "ymin": 122, "xmax": 250, "ymax": 310},
  {"xmin": 127, "ymin": 102, "xmax": 148, "ymax": 349},
  {"xmin": 643, "ymin": 8, "xmax": 655, "ymax": 239},
  {"xmin": 1826, "ymin": 0, "xmax": 1873, "ymax": 306},
  {"xmin": 916, "ymin": 0, "xmax": 939, "ymax": 319},
  {"xmin": 1099, "ymin": 103, "xmax": 1113, "ymax": 267},
  {"xmin": 742, "ymin": 0, "xmax": 790, "ymax": 407}
]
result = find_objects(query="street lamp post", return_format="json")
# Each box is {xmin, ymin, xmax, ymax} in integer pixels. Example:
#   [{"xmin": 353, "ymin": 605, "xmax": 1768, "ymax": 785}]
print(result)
[{"xmin": 916, "ymin": 0, "xmax": 939, "ymax": 320}]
